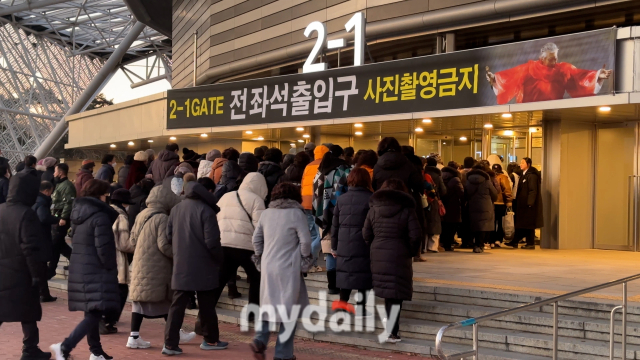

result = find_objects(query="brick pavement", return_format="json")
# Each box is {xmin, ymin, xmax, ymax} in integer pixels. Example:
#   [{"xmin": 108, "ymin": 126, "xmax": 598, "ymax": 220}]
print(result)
[{"xmin": 0, "ymin": 289, "xmax": 428, "ymax": 360}]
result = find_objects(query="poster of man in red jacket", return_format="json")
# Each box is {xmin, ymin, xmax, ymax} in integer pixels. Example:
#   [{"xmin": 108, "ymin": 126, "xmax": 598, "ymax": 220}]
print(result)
[{"xmin": 486, "ymin": 42, "xmax": 613, "ymax": 105}]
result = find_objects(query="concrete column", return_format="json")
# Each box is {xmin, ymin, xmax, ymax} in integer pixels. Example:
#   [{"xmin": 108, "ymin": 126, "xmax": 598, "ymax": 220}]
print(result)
[
  {"xmin": 541, "ymin": 120, "xmax": 561, "ymax": 249},
  {"xmin": 35, "ymin": 21, "xmax": 147, "ymax": 159},
  {"xmin": 445, "ymin": 33, "xmax": 456, "ymax": 53}
]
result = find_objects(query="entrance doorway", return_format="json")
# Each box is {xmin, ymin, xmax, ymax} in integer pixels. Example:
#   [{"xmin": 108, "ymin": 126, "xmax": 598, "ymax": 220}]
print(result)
[{"xmin": 594, "ymin": 122, "xmax": 637, "ymax": 250}]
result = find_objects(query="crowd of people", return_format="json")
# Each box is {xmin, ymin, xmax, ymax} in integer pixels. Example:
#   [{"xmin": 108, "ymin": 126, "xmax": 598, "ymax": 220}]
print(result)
[{"xmin": 0, "ymin": 138, "xmax": 543, "ymax": 360}]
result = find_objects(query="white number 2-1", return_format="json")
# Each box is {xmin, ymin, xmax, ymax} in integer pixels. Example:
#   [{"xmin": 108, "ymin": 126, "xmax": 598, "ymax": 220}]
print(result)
[{"xmin": 302, "ymin": 12, "xmax": 366, "ymax": 74}]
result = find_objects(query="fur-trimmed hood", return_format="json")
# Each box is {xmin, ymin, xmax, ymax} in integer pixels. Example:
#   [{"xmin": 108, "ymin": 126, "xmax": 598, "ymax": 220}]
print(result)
[
  {"xmin": 466, "ymin": 169, "xmax": 490, "ymax": 185},
  {"xmin": 424, "ymin": 166, "xmax": 442, "ymax": 177},
  {"xmin": 369, "ymin": 189, "xmax": 416, "ymax": 218},
  {"xmin": 441, "ymin": 166, "xmax": 460, "ymax": 179},
  {"xmin": 268, "ymin": 198, "xmax": 303, "ymax": 210}
]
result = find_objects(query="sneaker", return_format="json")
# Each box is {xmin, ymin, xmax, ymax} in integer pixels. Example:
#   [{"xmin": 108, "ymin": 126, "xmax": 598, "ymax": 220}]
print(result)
[
  {"xmin": 20, "ymin": 348, "xmax": 51, "ymax": 360},
  {"xmin": 522, "ymin": 244, "xmax": 536, "ymax": 250},
  {"xmin": 473, "ymin": 247, "xmax": 484, "ymax": 253},
  {"xmin": 179, "ymin": 329, "xmax": 196, "ymax": 344},
  {"xmin": 127, "ymin": 336, "xmax": 151, "ymax": 349},
  {"xmin": 484, "ymin": 244, "xmax": 491, "ymax": 250},
  {"xmin": 161, "ymin": 345, "xmax": 183, "ymax": 356},
  {"xmin": 200, "ymin": 340, "xmax": 229, "ymax": 350},
  {"xmin": 40, "ymin": 295, "xmax": 57, "ymax": 303},
  {"xmin": 90, "ymin": 350, "xmax": 113, "ymax": 360},
  {"xmin": 385, "ymin": 335, "xmax": 402, "ymax": 343},
  {"xmin": 50, "ymin": 343, "xmax": 69, "ymax": 360},
  {"xmin": 99, "ymin": 321, "xmax": 117, "ymax": 335},
  {"xmin": 413, "ymin": 256, "xmax": 427, "ymax": 262}
]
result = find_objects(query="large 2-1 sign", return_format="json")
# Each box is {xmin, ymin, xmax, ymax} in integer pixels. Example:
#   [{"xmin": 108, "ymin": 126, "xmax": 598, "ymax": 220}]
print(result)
[{"xmin": 303, "ymin": 12, "xmax": 365, "ymax": 73}]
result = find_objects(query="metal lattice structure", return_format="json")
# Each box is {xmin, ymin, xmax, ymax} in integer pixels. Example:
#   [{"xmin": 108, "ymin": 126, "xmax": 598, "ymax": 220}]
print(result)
[{"xmin": 0, "ymin": 0, "xmax": 171, "ymax": 167}]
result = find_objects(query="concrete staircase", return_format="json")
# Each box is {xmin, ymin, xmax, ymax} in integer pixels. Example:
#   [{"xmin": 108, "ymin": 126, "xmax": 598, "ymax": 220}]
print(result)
[{"xmin": 50, "ymin": 261, "xmax": 640, "ymax": 359}]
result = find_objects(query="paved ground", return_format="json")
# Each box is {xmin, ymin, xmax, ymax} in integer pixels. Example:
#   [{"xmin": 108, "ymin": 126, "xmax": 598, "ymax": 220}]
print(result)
[
  {"xmin": 0, "ymin": 289, "xmax": 428, "ymax": 360},
  {"xmin": 413, "ymin": 247, "xmax": 640, "ymax": 301}
]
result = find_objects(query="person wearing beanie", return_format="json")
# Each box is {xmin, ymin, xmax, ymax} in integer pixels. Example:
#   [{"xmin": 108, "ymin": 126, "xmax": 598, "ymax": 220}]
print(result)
[
  {"xmin": 171, "ymin": 162, "xmax": 194, "ymax": 195},
  {"xmin": 197, "ymin": 149, "xmax": 221, "ymax": 179},
  {"xmin": 124, "ymin": 151, "xmax": 149, "ymax": 190},
  {"xmin": 75, "ymin": 160, "xmax": 95, "ymax": 196},
  {"xmin": 40, "ymin": 157, "xmax": 57, "ymax": 185}
]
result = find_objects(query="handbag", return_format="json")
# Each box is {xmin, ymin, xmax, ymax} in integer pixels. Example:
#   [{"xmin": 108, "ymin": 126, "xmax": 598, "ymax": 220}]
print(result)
[
  {"xmin": 321, "ymin": 233, "xmax": 332, "ymax": 254},
  {"xmin": 421, "ymin": 194, "xmax": 430, "ymax": 208},
  {"xmin": 438, "ymin": 199, "xmax": 446, "ymax": 217},
  {"xmin": 502, "ymin": 207, "xmax": 515, "ymax": 241}
]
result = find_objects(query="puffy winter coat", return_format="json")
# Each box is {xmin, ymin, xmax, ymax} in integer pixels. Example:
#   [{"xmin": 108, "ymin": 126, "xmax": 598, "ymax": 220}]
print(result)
[
  {"xmin": 75, "ymin": 169, "xmax": 94, "ymax": 195},
  {"xmin": 68, "ymin": 196, "xmax": 120, "ymax": 313},
  {"xmin": 441, "ymin": 167, "xmax": 464, "ymax": 223},
  {"xmin": 0, "ymin": 171, "xmax": 43, "ymax": 323},
  {"xmin": 494, "ymin": 172, "xmax": 513, "ymax": 206},
  {"xmin": 313, "ymin": 157, "xmax": 350, "ymax": 235},
  {"xmin": 301, "ymin": 145, "xmax": 329, "ymax": 210},
  {"xmin": 197, "ymin": 159, "xmax": 214, "ymax": 179},
  {"xmin": 167, "ymin": 182, "xmax": 222, "ymax": 291},
  {"xmin": 129, "ymin": 185, "xmax": 181, "ymax": 303},
  {"xmin": 125, "ymin": 161, "xmax": 147, "ymax": 190},
  {"xmin": 209, "ymin": 158, "xmax": 228, "ymax": 184},
  {"xmin": 363, "ymin": 189, "xmax": 422, "ymax": 301},
  {"xmin": 41, "ymin": 167, "xmax": 55, "ymax": 185},
  {"xmin": 331, "ymin": 187, "xmax": 373, "ymax": 290},
  {"xmin": 514, "ymin": 166, "xmax": 544, "ymax": 229},
  {"xmin": 117, "ymin": 165, "xmax": 130, "ymax": 187},
  {"xmin": 150, "ymin": 150, "xmax": 180, "ymax": 185},
  {"xmin": 217, "ymin": 173, "xmax": 267, "ymax": 251},
  {"xmin": 32, "ymin": 192, "xmax": 57, "ymax": 262},
  {"xmin": 220, "ymin": 160, "xmax": 244, "ymax": 191},
  {"xmin": 238, "ymin": 153, "xmax": 259, "ymax": 173},
  {"xmin": 127, "ymin": 183, "xmax": 151, "ymax": 231},
  {"xmin": 465, "ymin": 169, "xmax": 498, "ymax": 232},
  {"xmin": 95, "ymin": 164, "xmax": 115, "ymax": 183},
  {"xmin": 111, "ymin": 205, "xmax": 134, "ymax": 284},
  {"xmin": 52, "ymin": 177, "xmax": 76, "ymax": 221},
  {"xmin": 258, "ymin": 161, "xmax": 284, "ymax": 204}
]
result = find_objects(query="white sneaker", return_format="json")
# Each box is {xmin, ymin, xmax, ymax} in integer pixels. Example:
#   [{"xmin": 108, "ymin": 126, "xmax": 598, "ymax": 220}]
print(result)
[
  {"xmin": 126, "ymin": 336, "xmax": 151, "ymax": 349},
  {"xmin": 179, "ymin": 329, "xmax": 196, "ymax": 344},
  {"xmin": 89, "ymin": 354, "xmax": 107, "ymax": 360},
  {"xmin": 50, "ymin": 343, "xmax": 66, "ymax": 360},
  {"xmin": 484, "ymin": 244, "xmax": 492, "ymax": 250},
  {"xmin": 385, "ymin": 335, "xmax": 402, "ymax": 343}
]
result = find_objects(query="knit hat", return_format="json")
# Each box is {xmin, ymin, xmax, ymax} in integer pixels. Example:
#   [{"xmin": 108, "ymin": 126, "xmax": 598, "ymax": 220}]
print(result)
[
  {"xmin": 304, "ymin": 142, "xmax": 316, "ymax": 151},
  {"xmin": 206, "ymin": 149, "xmax": 221, "ymax": 162},
  {"xmin": 81, "ymin": 159, "xmax": 95, "ymax": 170},
  {"xmin": 134, "ymin": 151, "xmax": 149, "ymax": 162},
  {"xmin": 174, "ymin": 162, "xmax": 194, "ymax": 175},
  {"xmin": 111, "ymin": 188, "xmax": 134, "ymax": 205},
  {"xmin": 42, "ymin": 157, "xmax": 57, "ymax": 168}
]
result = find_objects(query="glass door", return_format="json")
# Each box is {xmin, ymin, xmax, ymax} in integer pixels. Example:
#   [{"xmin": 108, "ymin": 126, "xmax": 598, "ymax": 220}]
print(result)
[{"xmin": 594, "ymin": 122, "xmax": 638, "ymax": 250}]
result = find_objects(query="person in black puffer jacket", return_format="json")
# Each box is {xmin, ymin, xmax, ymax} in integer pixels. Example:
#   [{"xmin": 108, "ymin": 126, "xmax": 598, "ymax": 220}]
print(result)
[
  {"xmin": 363, "ymin": 179, "xmax": 422, "ymax": 343},
  {"xmin": 32, "ymin": 181, "xmax": 58, "ymax": 302},
  {"xmin": 219, "ymin": 148, "xmax": 244, "ymax": 192},
  {"xmin": 257, "ymin": 148, "xmax": 284, "ymax": 205},
  {"xmin": 127, "ymin": 178, "xmax": 155, "ymax": 231},
  {"xmin": 331, "ymin": 168, "xmax": 373, "ymax": 315},
  {"xmin": 280, "ymin": 151, "xmax": 310, "ymax": 186},
  {"xmin": 51, "ymin": 179, "xmax": 120, "ymax": 360},
  {"xmin": 440, "ymin": 166, "xmax": 464, "ymax": 251},
  {"xmin": 464, "ymin": 164, "xmax": 498, "ymax": 253}
]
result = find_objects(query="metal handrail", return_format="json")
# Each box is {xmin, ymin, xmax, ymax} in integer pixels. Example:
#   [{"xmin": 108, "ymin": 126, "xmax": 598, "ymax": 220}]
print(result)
[{"xmin": 435, "ymin": 272, "xmax": 640, "ymax": 360}]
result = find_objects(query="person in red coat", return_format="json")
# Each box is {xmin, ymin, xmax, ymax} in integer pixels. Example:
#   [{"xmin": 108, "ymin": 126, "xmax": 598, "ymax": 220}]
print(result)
[
  {"xmin": 486, "ymin": 43, "xmax": 612, "ymax": 104},
  {"xmin": 74, "ymin": 160, "xmax": 94, "ymax": 196}
]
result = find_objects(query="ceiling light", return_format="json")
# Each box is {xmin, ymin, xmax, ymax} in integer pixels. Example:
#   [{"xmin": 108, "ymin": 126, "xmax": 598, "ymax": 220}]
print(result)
[
  {"xmin": 257, "ymin": 136, "xmax": 264, "ymax": 140},
  {"xmin": 147, "ymin": 140, "xmax": 153, "ymax": 143},
  {"xmin": 503, "ymin": 130, "xmax": 514, "ymax": 136},
  {"xmin": 169, "ymin": 136, "xmax": 176, "ymax": 141},
  {"xmin": 303, "ymin": 134, "xmax": 310, "ymax": 138},
  {"xmin": 422, "ymin": 119, "xmax": 432, "ymax": 123},
  {"xmin": 442, "ymin": 142, "xmax": 446, "ymax": 145},
  {"xmin": 127, "ymin": 141, "xmax": 134, "ymax": 146},
  {"xmin": 110, "ymin": 144, "xmax": 116, "ymax": 148},
  {"xmin": 355, "ymin": 131, "xmax": 363, "ymax": 136},
  {"xmin": 354, "ymin": 123, "xmax": 363, "ymax": 128},
  {"xmin": 298, "ymin": 139, "xmax": 305, "ymax": 143},
  {"xmin": 290, "ymin": 143, "xmax": 296, "ymax": 146},
  {"xmin": 484, "ymin": 123, "xmax": 493, "ymax": 128},
  {"xmin": 529, "ymin": 127, "xmax": 539, "ymax": 133},
  {"xmin": 415, "ymin": 127, "xmax": 423, "ymax": 132},
  {"xmin": 200, "ymin": 133, "xmax": 208, "ymax": 137},
  {"xmin": 296, "ymin": 127, "xmax": 304, "ymax": 131},
  {"xmin": 460, "ymin": 136, "xmax": 467, "ymax": 141},
  {"xmin": 245, "ymin": 130, "xmax": 253, "ymax": 134},
  {"xmin": 599, "ymin": 106, "xmax": 611, "ymax": 112},
  {"xmin": 501, "ymin": 113, "xmax": 512, "ymax": 118}
]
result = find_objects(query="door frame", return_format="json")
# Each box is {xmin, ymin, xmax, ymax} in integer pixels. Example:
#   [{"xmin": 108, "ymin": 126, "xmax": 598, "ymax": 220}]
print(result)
[{"xmin": 593, "ymin": 122, "xmax": 639, "ymax": 251}]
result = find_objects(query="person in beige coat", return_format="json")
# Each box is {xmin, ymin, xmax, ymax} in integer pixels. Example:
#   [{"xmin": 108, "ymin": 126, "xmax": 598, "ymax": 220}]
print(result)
[
  {"xmin": 125, "ymin": 185, "xmax": 195, "ymax": 349},
  {"xmin": 491, "ymin": 164, "xmax": 513, "ymax": 247}
]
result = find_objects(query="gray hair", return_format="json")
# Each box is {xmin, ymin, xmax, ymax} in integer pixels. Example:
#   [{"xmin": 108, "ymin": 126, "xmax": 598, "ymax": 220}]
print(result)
[{"xmin": 540, "ymin": 43, "xmax": 559, "ymax": 58}]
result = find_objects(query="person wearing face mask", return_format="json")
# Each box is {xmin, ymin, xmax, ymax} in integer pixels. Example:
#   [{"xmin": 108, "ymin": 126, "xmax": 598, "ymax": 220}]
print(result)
[
  {"xmin": 49, "ymin": 163, "xmax": 75, "ymax": 280},
  {"xmin": 95, "ymin": 154, "xmax": 117, "ymax": 184},
  {"xmin": 100, "ymin": 189, "xmax": 136, "ymax": 335},
  {"xmin": 50, "ymin": 180, "xmax": 120, "ymax": 360}
]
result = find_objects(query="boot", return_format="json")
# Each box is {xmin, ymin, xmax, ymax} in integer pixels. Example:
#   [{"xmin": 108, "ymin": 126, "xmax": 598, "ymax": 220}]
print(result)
[
  {"xmin": 327, "ymin": 270, "xmax": 339, "ymax": 295},
  {"xmin": 228, "ymin": 284, "xmax": 242, "ymax": 299},
  {"xmin": 20, "ymin": 348, "xmax": 51, "ymax": 360}
]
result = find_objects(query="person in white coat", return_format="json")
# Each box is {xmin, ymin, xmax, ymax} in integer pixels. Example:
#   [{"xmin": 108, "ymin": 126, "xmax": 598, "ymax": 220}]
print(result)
[
  {"xmin": 214, "ymin": 172, "xmax": 267, "ymax": 307},
  {"xmin": 250, "ymin": 182, "xmax": 312, "ymax": 360},
  {"xmin": 197, "ymin": 149, "xmax": 221, "ymax": 179}
]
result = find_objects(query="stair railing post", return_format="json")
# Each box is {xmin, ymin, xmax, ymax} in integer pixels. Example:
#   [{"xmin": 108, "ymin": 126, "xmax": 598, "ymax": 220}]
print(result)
[
  {"xmin": 553, "ymin": 302, "xmax": 558, "ymax": 360},
  {"xmin": 611, "ymin": 305, "xmax": 623, "ymax": 360},
  {"xmin": 473, "ymin": 323, "xmax": 478, "ymax": 360},
  {"xmin": 623, "ymin": 282, "xmax": 628, "ymax": 359}
]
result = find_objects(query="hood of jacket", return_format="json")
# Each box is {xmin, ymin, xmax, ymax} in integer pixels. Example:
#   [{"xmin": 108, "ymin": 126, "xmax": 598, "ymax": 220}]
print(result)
[
  {"xmin": 238, "ymin": 153, "xmax": 259, "ymax": 173},
  {"xmin": 258, "ymin": 161, "xmax": 282, "ymax": 177},
  {"xmin": 424, "ymin": 166, "xmax": 442, "ymax": 177},
  {"xmin": 269, "ymin": 198, "xmax": 303, "ymax": 210},
  {"xmin": 441, "ymin": 166, "xmax": 460, "ymax": 181},
  {"xmin": 467, "ymin": 169, "xmax": 490, "ymax": 185},
  {"xmin": 239, "ymin": 172, "xmax": 268, "ymax": 200},
  {"xmin": 145, "ymin": 185, "xmax": 181, "ymax": 213},
  {"xmin": 184, "ymin": 181, "xmax": 219, "ymax": 211},
  {"xmin": 6, "ymin": 170, "xmax": 39, "ymax": 206},
  {"xmin": 314, "ymin": 145, "xmax": 330, "ymax": 161},
  {"xmin": 212, "ymin": 157, "xmax": 228, "ymax": 172},
  {"xmin": 76, "ymin": 168, "xmax": 93, "ymax": 176},
  {"xmin": 369, "ymin": 189, "xmax": 415, "ymax": 218},
  {"xmin": 157, "ymin": 149, "xmax": 180, "ymax": 163},
  {"xmin": 71, "ymin": 196, "xmax": 119, "ymax": 226},
  {"xmin": 318, "ymin": 157, "xmax": 347, "ymax": 175},
  {"xmin": 377, "ymin": 151, "xmax": 409, "ymax": 171}
]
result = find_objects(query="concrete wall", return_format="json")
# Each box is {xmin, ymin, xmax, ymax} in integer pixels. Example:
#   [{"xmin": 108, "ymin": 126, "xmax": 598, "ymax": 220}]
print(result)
[{"xmin": 172, "ymin": 0, "xmax": 486, "ymax": 89}]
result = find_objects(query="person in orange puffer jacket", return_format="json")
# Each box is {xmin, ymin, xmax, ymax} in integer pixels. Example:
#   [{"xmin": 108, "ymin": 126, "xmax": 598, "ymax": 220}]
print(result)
[{"xmin": 301, "ymin": 144, "xmax": 329, "ymax": 272}]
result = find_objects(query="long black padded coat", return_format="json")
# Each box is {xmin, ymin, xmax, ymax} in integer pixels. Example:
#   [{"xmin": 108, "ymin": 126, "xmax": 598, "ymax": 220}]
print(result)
[
  {"xmin": 362, "ymin": 189, "xmax": 422, "ymax": 301},
  {"xmin": 441, "ymin": 167, "xmax": 465, "ymax": 223},
  {"xmin": 67, "ymin": 196, "xmax": 120, "ymax": 313},
  {"xmin": 331, "ymin": 186, "xmax": 373, "ymax": 290},
  {"xmin": 32, "ymin": 192, "xmax": 57, "ymax": 263},
  {"xmin": 0, "ymin": 171, "xmax": 43, "ymax": 323},
  {"xmin": 465, "ymin": 169, "xmax": 498, "ymax": 232}
]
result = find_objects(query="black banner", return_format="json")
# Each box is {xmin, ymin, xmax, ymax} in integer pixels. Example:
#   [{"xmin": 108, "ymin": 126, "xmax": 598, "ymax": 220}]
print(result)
[{"xmin": 167, "ymin": 28, "xmax": 616, "ymax": 130}]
